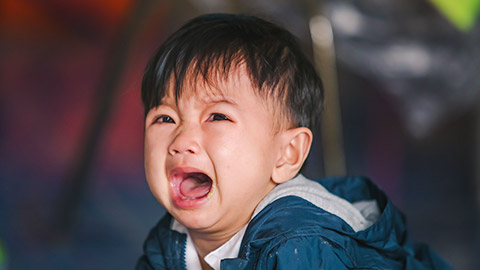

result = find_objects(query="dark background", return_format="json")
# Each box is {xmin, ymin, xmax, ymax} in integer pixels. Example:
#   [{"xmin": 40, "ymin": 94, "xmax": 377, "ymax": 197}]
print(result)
[{"xmin": 1, "ymin": 0, "xmax": 478, "ymax": 269}]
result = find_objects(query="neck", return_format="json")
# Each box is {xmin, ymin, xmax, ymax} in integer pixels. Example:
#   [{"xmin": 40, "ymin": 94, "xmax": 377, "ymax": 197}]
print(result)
[
  {"xmin": 188, "ymin": 222, "xmax": 244, "ymax": 259},
  {"xmin": 189, "ymin": 228, "xmax": 239, "ymax": 270},
  {"xmin": 199, "ymin": 258, "xmax": 213, "ymax": 270}
]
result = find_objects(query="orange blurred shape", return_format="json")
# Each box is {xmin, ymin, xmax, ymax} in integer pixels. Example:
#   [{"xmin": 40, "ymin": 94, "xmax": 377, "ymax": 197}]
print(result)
[{"xmin": 0, "ymin": 0, "xmax": 134, "ymax": 37}]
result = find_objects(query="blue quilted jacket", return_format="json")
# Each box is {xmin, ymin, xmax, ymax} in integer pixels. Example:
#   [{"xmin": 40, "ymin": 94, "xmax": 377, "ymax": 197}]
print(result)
[{"xmin": 136, "ymin": 176, "xmax": 452, "ymax": 269}]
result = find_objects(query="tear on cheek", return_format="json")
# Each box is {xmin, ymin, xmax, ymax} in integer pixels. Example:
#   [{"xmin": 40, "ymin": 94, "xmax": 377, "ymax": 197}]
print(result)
[{"xmin": 179, "ymin": 173, "xmax": 212, "ymax": 199}]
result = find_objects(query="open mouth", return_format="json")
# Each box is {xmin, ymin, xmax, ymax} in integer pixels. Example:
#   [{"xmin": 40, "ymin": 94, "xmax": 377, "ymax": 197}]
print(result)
[{"xmin": 170, "ymin": 169, "xmax": 213, "ymax": 200}]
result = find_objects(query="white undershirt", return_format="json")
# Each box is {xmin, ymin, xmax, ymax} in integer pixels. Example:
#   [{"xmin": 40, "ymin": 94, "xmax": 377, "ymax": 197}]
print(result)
[{"xmin": 171, "ymin": 174, "xmax": 380, "ymax": 270}]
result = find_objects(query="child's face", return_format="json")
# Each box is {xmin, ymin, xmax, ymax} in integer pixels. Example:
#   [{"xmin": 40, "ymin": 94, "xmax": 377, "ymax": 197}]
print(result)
[{"xmin": 144, "ymin": 67, "xmax": 285, "ymax": 235}]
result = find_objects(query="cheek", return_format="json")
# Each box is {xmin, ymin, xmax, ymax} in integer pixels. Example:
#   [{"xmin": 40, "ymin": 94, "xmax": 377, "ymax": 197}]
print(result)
[
  {"xmin": 209, "ymin": 128, "xmax": 252, "ymax": 157},
  {"xmin": 144, "ymin": 134, "xmax": 170, "ymax": 201},
  {"xmin": 144, "ymin": 130, "xmax": 171, "ymax": 162},
  {"xmin": 144, "ymin": 136, "xmax": 165, "ymax": 171},
  {"xmin": 210, "ymin": 127, "xmax": 276, "ymax": 176}
]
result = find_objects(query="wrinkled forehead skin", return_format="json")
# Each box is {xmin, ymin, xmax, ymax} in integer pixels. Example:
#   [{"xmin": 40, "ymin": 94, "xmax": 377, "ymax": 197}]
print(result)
[
  {"xmin": 164, "ymin": 60, "xmax": 250, "ymax": 103},
  {"xmin": 159, "ymin": 62, "xmax": 293, "ymax": 132}
]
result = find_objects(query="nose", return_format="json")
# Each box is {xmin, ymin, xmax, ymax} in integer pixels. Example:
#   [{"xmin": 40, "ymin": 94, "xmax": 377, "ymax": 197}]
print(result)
[{"xmin": 168, "ymin": 125, "xmax": 200, "ymax": 155}]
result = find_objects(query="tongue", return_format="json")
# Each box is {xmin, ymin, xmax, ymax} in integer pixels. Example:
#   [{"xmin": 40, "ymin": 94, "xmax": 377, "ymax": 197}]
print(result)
[{"xmin": 179, "ymin": 175, "xmax": 211, "ymax": 198}]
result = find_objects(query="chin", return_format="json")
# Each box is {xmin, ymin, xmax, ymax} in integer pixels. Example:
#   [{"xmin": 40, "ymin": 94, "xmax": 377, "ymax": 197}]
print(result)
[{"xmin": 174, "ymin": 211, "xmax": 217, "ymax": 231}]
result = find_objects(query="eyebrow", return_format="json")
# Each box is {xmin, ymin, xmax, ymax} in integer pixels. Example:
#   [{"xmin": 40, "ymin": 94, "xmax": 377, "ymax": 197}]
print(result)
[
  {"xmin": 157, "ymin": 95, "xmax": 238, "ymax": 108},
  {"xmin": 201, "ymin": 96, "xmax": 238, "ymax": 106}
]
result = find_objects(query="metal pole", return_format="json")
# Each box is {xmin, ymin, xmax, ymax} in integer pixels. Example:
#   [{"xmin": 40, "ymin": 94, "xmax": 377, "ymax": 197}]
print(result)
[{"xmin": 310, "ymin": 15, "xmax": 347, "ymax": 176}]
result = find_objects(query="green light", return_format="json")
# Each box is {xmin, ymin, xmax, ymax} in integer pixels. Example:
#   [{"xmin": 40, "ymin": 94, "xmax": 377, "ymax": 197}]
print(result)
[
  {"xmin": 0, "ymin": 240, "xmax": 6, "ymax": 270},
  {"xmin": 429, "ymin": 0, "xmax": 480, "ymax": 31}
]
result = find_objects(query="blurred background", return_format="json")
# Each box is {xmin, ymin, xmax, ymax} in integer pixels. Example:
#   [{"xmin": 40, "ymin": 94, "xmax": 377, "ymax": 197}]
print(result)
[{"xmin": 0, "ymin": 0, "xmax": 479, "ymax": 269}]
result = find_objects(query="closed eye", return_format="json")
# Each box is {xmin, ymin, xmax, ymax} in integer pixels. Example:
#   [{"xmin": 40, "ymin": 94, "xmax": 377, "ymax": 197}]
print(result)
[
  {"xmin": 207, "ymin": 113, "xmax": 230, "ymax": 122},
  {"xmin": 154, "ymin": 115, "xmax": 175, "ymax": 124}
]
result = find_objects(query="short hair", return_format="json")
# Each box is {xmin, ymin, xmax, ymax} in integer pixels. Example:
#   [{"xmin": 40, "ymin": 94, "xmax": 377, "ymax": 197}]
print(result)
[{"xmin": 142, "ymin": 13, "xmax": 324, "ymax": 131}]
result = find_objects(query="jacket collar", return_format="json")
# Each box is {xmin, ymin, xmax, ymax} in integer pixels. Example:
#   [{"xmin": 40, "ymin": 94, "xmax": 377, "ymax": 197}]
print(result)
[
  {"xmin": 229, "ymin": 176, "xmax": 409, "ymax": 267},
  {"xmin": 143, "ymin": 214, "xmax": 188, "ymax": 270}
]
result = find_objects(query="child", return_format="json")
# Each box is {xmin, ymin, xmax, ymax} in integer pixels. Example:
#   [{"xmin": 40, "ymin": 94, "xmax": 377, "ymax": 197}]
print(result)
[{"xmin": 136, "ymin": 14, "xmax": 451, "ymax": 270}]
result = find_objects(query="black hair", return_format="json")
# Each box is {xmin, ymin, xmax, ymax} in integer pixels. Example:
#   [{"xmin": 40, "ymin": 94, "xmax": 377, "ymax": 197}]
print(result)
[{"xmin": 142, "ymin": 13, "xmax": 324, "ymax": 131}]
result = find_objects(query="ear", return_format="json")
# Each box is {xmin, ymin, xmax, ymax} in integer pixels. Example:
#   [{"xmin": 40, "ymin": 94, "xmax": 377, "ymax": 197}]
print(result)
[{"xmin": 271, "ymin": 127, "xmax": 313, "ymax": 184}]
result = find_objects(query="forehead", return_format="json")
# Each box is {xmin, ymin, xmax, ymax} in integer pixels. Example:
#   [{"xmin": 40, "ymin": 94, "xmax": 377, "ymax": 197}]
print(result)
[{"xmin": 161, "ymin": 65, "xmax": 262, "ymax": 105}]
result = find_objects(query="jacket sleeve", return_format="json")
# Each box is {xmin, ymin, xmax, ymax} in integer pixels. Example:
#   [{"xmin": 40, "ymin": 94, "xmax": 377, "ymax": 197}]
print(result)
[
  {"xmin": 263, "ymin": 236, "xmax": 350, "ymax": 270},
  {"xmin": 135, "ymin": 255, "xmax": 155, "ymax": 270}
]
